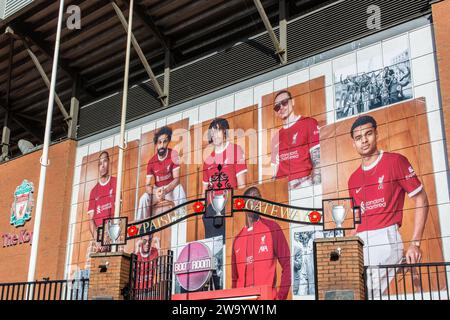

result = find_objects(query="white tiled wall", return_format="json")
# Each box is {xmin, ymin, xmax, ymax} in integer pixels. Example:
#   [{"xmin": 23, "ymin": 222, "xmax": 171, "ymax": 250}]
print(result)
[{"xmin": 67, "ymin": 23, "xmax": 450, "ymax": 275}]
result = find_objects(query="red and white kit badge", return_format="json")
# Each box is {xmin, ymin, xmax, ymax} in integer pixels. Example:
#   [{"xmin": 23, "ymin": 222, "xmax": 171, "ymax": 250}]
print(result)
[{"xmin": 10, "ymin": 180, "xmax": 34, "ymax": 227}]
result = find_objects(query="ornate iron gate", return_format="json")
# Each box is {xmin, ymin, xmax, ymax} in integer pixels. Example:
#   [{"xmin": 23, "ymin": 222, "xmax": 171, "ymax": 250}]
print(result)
[{"xmin": 127, "ymin": 250, "xmax": 174, "ymax": 300}]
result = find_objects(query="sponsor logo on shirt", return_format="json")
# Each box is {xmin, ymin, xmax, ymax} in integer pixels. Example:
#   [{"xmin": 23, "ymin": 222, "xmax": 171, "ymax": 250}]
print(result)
[
  {"xmin": 258, "ymin": 235, "xmax": 269, "ymax": 253},
  {"xmin": 360, "ymin": 197, "xmax": 386, "ymax": 214},
  {"xmin": 96, "ymin": 203, "xmax": 112, "ymax": 215},
  {"xmin": 355, "ymin": 187, "xmax": 362, "ymax": 194},
  {"xmin": 280, "ymin": 150, "xmax": 299, "ymax": 161},
  {"xmin": 246, "ymin": 256, "xmax": 254, "ymax": 264},
  {"xmin": 156, "ymin": 173, "xmax": 172, "ymax": 182}
]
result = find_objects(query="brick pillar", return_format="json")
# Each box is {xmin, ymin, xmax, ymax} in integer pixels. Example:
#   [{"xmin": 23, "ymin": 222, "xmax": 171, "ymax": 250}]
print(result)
[
  {"xmin": 88, "ymin": 252, "xmax": 131, "ymax": 300},
  {"xmin": 314, "ymin": 236, "xmax": 365, "ymax": 300},
  {"xmin": 432, "ymin": 0, "xmax": 450, "ymax": 166}
]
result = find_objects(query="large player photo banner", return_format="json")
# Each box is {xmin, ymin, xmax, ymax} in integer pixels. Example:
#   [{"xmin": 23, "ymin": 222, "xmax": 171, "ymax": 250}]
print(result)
[
  {"xmin": 66, "ymin": 137, "xmax": 140, "ymax": 280},
  {"xmin": 319, "ymin": 28, "xmax": 449, "ymax": 299},
  {"xmin": 64, "ymin": 21, "xmax": 449, "ymax": 300},
  {"xmin": 321, "ymin": 98, "xmax": 446, "ymax": 297},
  {"xmin": 135, "ymin": 119, "xmax": 189, "ymax": 256},
  {"xmin": 260, "ymin": 76, "xmax": 327, "ymax": 299}
]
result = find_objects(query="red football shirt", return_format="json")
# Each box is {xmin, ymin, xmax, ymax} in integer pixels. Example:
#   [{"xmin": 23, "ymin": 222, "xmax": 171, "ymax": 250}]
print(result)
[
  {"xmin": 271, "ymin": 116, "xmax": 320, "ymax": 181},
  {"xmin": 202, "ymin": 142, "xmax": 247, "ymax": 189},
  {"xmin": 146, "ymin": 149, "xmax": 180, "ymax": 187},
  {"xmin": 88, "ymin": 176, "xmax": 117, "ymax": 227},
  {"xmin": 231, "ymin": 218, "xmax": 291, "ymax": 300},
  {"xmin": 348, "ymin": 151, "xmax": 423, "ymax": 232},
  {"xmin": 136, "ymin": 247, "xmax": 159, "ymax": 290}
]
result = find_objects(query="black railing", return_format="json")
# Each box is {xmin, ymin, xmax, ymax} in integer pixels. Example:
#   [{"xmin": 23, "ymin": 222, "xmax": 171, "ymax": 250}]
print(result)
[
  {"xmin": 364, "ymin": 262, "xmax": 450, "ymax": 300},
  {"xmin": 127, "ymin": 251, "xmax": 173, "ymax": 300},
  {"xmin": 0, "ymin": 278, "xmax": 89, "ymax": 300}
]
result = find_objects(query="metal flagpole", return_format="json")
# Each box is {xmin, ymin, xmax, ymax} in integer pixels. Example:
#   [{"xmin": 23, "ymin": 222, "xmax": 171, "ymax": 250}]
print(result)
[
  {"xmin": 27, "ymin": 0, "xmax": 65, "ymax": 288},
  {"xmin": 113, "ymin": 0, "xmax": 134, "ymax": 251}
]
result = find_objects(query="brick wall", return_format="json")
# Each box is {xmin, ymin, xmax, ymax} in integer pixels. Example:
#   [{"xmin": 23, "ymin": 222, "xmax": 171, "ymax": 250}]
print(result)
[
  {"xmin": 88, "ymin": 252, "xmax": 131, "ymax": 300},
  {"xmin": 314, "ymin": 236, "xmax": 365, "ymax": 300},
  {"xmin": 0, "ymin": 140, "xmax": 76, "ymax": 282},
  {"xmin": 432, "ymin": 0, "xmax": 450, "ymax": 164}
]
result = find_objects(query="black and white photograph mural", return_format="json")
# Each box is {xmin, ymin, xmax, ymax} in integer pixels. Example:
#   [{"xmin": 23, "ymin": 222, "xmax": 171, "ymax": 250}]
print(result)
[
  {"xmin": 334, "ymin": 47, "xmax": 413, "ymax": 120},
  {"xmin": 292, "ymin": 230, "xmax": 343, "ymax": 298}
]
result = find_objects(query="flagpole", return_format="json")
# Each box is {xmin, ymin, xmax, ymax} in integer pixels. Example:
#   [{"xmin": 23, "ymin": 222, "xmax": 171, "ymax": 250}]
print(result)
[
  {"xmin": 113, "ymin": 0, "xmax": 134, "ymax": 251},
  {"xmin": 27, "ymin": 0, "xmax": 65, "ymax": 287}
]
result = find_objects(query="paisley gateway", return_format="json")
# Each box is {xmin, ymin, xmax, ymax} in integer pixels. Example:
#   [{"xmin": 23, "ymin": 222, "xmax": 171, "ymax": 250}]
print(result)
[
  {"xmin": 244, "ymin": 199, "xmax": 311, "ymax": 223},
  {"xmin": 137, "ymin": 208, "xmax": 187, "ymax": 235}
]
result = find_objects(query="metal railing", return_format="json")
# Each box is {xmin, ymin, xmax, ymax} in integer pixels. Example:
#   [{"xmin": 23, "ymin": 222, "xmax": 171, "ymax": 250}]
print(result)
[
  {"xmin": 127, "ymin": 251, "xmax": 173, "ymax": 300},
  {"xmin": 364, "ymin": 262, "xmax": 450, "ymax": 300},
  {"xmin": 0, "ymin": 278, "xmax": 89, "ymax": 300}
]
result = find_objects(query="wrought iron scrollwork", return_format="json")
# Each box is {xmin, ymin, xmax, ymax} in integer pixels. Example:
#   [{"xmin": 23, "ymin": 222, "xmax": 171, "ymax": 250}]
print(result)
[{"xmin": 207, "ymin": 164, "xmax": 232, "ymax": 190}]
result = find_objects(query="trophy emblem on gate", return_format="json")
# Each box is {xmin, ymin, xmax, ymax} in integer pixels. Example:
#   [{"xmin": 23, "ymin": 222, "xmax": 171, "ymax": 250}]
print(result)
[
  {"xmin": 107, "ymin": 219, "xmax": 122, "ymax": 245},
  {"xmin": 331, "ymin": 205, "xmax": 347, "ymax": 229},
  {"xmin": 211, "ymin": 191, "xmax": 228, "ymax": 217},
  {"xmin": 206, "ymin": 164, "xmax": 232, "ymax": 217},
  {"xmin": 10, "ymin": 180, "xmax": 34, "ymax": 227},
  {"xmin": 99, "ymin": 217, "xmax": 128, "ymax": 247},
  {"xmin": 322, "ymin": 198, "xmax": 360, "ymax": 231}
]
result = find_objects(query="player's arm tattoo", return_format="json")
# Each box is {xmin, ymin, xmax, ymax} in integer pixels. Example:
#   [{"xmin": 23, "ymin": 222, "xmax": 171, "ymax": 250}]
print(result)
[{"xmin": 310, "ymin": 146, "xmax": 321, "ymax": 185}]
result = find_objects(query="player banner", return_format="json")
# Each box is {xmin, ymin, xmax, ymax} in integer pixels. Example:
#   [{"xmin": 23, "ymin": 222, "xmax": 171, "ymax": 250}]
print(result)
[{"xmin": 66, "ymin": 21, "xmax": 448, "ymax": 300}]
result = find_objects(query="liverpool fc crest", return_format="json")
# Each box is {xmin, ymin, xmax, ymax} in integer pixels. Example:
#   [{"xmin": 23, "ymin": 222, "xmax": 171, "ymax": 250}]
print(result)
[{"xmin": 10, "ymin": 180, "xmax": 34, "ymax": 227}]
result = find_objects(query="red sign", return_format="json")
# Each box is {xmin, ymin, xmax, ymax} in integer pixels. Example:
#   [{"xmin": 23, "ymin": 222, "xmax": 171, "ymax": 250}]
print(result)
[
  {"xmin": 127, "ymin": 225, "xmax": 138, "ymax": 237},
  {"xmin": 234, "ymin": 198, "xmax": 245, "ymax": 210},
  {"xmin": 309, "ymin": 211, "xmax": 321, "ymax": 224},
  {"xmin": 174, "ymin": 241, "xmax": 213, "ymax": 291},
  {"xmin": 2, "ymin": 229, "xmax": 33, "ymax": 248},
  {"xmin": 193, "ymin": 201, "xmax": 204, "ymax": 213}
]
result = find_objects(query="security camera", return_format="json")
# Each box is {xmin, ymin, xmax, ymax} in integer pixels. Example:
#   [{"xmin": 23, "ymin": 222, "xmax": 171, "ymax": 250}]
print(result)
[
  {"xmin": 99, "ymin": 261, "xmax": 110, "ymax": 272},
  {"xmin": 330, "ymin": 247, "xmax": 342, "ymax": 261}
]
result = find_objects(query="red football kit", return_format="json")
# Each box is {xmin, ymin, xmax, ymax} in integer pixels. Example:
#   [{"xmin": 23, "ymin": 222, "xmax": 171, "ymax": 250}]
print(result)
[
  {"xmin": 348, "ymin": 151, "xmax": 423, "ymax": 232},
  {"xmin": 202, "ymin": 142, "xmax": 247, "ymax": 189},
  {"xmin": 146, "ymin": 149, "xmax": 180, "ymax": 188},
  {"xmin": 271, "ymin": 116, "xmax": 320, "ymax": 181},
  {"xmin": 136, "ymin": 247, "xmax": 159, "ymax": 290},
  {"xmin": 231, "ymin": 218, "xmax": 291, "ymax": 300},
  {"xmin": 88, "ymin": 176, "xmax": 117, "ymax": 227}
]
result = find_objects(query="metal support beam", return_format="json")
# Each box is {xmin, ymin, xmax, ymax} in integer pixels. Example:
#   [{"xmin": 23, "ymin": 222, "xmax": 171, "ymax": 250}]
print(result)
[
  {"xmin": 1, "ymin": 36, "xmax": 14, "ymax": 160},
  {"xmin": 279, "ymin": 0, "xmax": 288, "ymax": 64},
  {"xmin": 119, "ymin": 0, "xmax": 171, "ymax": 51},
  {"xmin": 0, "ymin": 101, "xmax": 43, "ymax": 143},
  {"xmin": 111, "ymin": 1, "xmax": 168, "ymax": 106},
  {"xmin": 68, "ymin": 76, "xmax": 80, "ymax": 139},
  {"xmin": 252, "ymin": 0, "xmax": 286, "ymax": 64},
  {"xmin": 163, "ymin": 49, "xmax": 170, "ymax": 106},
  {"xmin": 11, "ymin": 114, "xmax": 43, "ymax": 142},
  {"xmin": 6, "ymin": 27, "xmax": 70, "ymax": 122},
  {"xmin": 22, "ymin": 40, "xmax": 71, "ymax": 122},
  {"xmin": 7, "ymin": 22, "xmax": 96, "ymax": 98}
]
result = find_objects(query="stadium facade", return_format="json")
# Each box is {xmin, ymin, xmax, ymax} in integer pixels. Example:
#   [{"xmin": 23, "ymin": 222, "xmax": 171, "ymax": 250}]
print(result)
[{"xmin": 0, "ymin": 0, "xmax": 449, "ymax": 300}]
